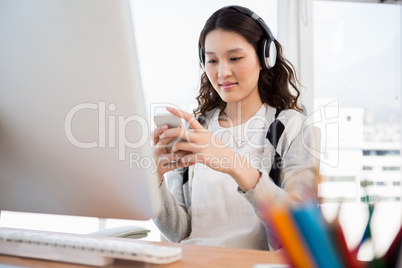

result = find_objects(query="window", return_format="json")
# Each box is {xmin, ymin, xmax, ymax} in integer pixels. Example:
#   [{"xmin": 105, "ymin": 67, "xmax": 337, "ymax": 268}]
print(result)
[
  {"xmin": 313, "ymin": 0, "xmax": 401, "ymax": 260},
  {"xmin": 362, "ymin": 166, "xmax": 373, "ymax": 171},
  {"xmin": 363, "ymin": 150, "xmax": 400, "ymax": 156},
  {"xmin": 383, "ymin": 166, "xmax": 400, "ymax": 171},
  {"xmin": 314, "ymin": 0, "xmax": 401, "ymax": 203},
  {"xmin": 326, "ymin": 176, "xmax": 355, "ymax": 182}
]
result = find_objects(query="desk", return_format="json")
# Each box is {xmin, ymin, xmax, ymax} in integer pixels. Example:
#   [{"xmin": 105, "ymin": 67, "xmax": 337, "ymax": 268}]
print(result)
[{"xmin": 0, "ymin": 240, "xmax": 287, "ymax": 268}]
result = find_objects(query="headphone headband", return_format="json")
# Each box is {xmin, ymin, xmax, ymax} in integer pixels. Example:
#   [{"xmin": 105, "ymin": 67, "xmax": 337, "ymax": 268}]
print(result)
[
  {"xmin": 225, "ymin": 5, "xmax": 274, "ymax": 41},
  {"xmin": 199, "ymin": 5, "xmax": 277, "ymax": 70}
]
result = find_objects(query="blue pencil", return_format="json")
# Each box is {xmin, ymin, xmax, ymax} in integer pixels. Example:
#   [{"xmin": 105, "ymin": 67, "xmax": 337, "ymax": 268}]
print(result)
[{"xmin": 292, "ymin": 202, "xmax": 344, "ymax": 268}]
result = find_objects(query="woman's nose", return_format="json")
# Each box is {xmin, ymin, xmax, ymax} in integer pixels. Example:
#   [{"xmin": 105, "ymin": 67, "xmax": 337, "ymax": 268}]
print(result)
[{"xmin": 218, "ymin": 61, "xmax": 232, "ymax": 78}]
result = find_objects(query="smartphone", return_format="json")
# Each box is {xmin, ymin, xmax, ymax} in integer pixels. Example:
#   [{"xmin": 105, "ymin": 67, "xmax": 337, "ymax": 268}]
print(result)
[
  {"xmin": 153, "ymin": 113, "xmax": 184, "ymax": 152},
  {"xmin": 154, "ymin": 113, "xmax": 183, "ymax": 129}
]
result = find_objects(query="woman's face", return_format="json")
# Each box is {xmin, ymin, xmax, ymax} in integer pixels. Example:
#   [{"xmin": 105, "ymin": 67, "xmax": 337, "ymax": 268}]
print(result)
[{"xmin": 204, "ymin": 29, "xmax": 262, "ymax": 106}]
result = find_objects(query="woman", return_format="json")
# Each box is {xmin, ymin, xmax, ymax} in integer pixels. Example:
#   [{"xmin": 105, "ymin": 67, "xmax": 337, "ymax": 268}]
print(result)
[{"xmin": 152, "ymin": 5, "xmax": 318, "ymax": 251}]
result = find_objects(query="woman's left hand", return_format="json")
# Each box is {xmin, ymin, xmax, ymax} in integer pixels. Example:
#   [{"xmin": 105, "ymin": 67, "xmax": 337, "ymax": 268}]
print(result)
[
  {"xmin": 164, "ymin": 107, "xmax": 261, "ymax": 191},
  {"xmin": 163, "ymin": 107, "xmax": 234, "ymax": 173}
]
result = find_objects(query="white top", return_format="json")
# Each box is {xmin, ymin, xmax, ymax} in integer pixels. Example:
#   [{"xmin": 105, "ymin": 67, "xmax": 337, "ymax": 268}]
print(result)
[
  {"xmin": 181, "ymin": 104, "xmax": 270, "ymax": 249},
  {"xmin": 154, "ymin": 104, "xmax": 318, "ymax": 251}
]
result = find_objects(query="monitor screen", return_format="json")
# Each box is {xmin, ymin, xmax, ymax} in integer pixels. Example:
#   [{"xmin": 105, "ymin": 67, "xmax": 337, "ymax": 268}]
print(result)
[{"xmin": 0, "ymin": 0, "xmax": 161, "ymax": 220}]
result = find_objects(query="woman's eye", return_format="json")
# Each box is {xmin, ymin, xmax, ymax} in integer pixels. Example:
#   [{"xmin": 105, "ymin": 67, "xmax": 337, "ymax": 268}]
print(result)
[
  {"xmin": 230, "ymin": 57, "xmax": 242, "ymax": 62},
  {"xmin": 207, "ymin": 59, "xmax": 217, "ymax": 64}
]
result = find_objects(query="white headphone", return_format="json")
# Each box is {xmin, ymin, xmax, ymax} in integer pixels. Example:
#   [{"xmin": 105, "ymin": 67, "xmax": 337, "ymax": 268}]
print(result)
[{"xmin": 199, "ymin": 5, "xmax": 277, "ymax": 70}]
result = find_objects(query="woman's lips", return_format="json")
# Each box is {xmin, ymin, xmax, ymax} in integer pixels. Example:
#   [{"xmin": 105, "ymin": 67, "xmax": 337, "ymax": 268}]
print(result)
[{"xmin": 219, "ymin": 82, "xmax": 238, "ymax": 91}]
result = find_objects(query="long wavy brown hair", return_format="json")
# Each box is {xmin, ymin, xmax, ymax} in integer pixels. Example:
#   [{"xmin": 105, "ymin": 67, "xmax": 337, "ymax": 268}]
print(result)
[{"xmin": 194, "ymin": 7, "xmax": 303, "ymax": 117}]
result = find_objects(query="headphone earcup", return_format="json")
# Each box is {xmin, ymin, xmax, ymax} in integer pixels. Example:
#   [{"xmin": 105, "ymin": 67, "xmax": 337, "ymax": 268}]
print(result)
[
  {"xmin": 259, "ymin": 38, "xmax": 277, "ymax": 70},
  {"xmin": 198, "ymin": 47, "xmax": 205, "ymax": 70}
]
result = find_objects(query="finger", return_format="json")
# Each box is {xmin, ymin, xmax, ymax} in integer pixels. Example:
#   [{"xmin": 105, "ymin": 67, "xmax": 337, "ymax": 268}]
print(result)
[
  {"xmin": 160, "ymin": 127, "xmax": 203, "ymax": 146},
  {"xmin": 156, "ymin": 151, "xmax": 186, "ymax": 164},
  {"xmin": 165, "ymin": 150, "xmax": 191, "ymax": 162},
  {"xmin": 179, "ymin": 153, "xmax": 199, "ymax": 165},
  {"xmin": 158, "ymin": 127, "xmax": 185, "ymax": 141},
  {"xmin": 156, "ymin": 137, "xmax": 192, "ymax": 157},
  {"xmin": 166, "ymin": 107, "xmax": 204, "ymax": 130},
  {"xmin": 155, "ymin": 136, "xmax": 176, "ymax": 154},
  {"xmin": 171, "ymin": 139, "xmax": 209, "ymax": 153},
  {"xmin": 152, "ymin": 125, "xmax": 169, "ymax": 145},
  {"xmin": 157, "ymin": 152, "xmax": 194, "ymax": 170}
]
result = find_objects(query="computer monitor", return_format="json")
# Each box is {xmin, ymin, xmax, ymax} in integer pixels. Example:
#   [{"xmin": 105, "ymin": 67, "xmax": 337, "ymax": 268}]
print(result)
[{"xmin": 0, "ymin": 0, "xmax": 161, "ymax": 220}]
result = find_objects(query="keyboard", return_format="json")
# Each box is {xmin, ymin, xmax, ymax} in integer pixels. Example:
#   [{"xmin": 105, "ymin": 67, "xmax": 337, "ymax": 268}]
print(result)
[{"xmin": 0, "ymin": 227, "xmax": 182, "ymax": 266}]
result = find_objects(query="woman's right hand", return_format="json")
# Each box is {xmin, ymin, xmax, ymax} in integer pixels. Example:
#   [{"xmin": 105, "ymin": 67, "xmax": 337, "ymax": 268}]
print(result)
[{"xmin": 152, "ymin": 125, "xmax": 193, "ymax": 185}]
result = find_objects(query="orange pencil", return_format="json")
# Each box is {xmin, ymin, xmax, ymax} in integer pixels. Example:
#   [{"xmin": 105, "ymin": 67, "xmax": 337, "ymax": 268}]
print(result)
[{"xmin": 261, "ymin": 203, "xmax": 317, "ymax": 268}]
